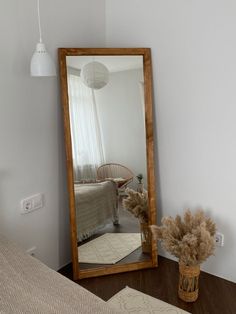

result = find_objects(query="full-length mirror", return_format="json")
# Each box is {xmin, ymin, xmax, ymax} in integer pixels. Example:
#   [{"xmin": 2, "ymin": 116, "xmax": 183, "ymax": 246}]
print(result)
[{"xmin": 59, "ymin": 48, "xmax": 157, "ymax": 280}]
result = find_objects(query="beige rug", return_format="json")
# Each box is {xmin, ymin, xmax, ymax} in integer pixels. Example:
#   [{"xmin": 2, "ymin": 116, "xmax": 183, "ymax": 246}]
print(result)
[
  {"xmin": 78, "ymin": 233, "xmax": 141, "ymax": 264},
  {"xmin": 107, "ymin": 287, "xmax": 190, "ymax": 313}
]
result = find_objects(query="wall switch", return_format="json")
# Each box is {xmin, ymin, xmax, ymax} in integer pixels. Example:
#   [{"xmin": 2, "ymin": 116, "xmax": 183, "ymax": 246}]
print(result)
[
  {"xmin": 215, "ymin": 232, "xmax": 224, "ymax": 247},
  {"xmin": 21, "ymin": 193, "xmax": 44, "ymax": 214}
]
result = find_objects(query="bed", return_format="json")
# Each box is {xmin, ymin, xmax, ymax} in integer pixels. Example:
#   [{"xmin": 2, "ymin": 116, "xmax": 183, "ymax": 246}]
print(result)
[
  {"xmin": 74, "ymin": 180, "xmax": 118, "ymax": 241},
  {"xmin": 0, "ymin": 235, "xmax": 120, "ymax": 314}
]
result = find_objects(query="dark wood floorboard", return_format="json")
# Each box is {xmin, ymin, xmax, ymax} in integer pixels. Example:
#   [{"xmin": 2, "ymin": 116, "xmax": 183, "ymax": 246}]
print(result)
[{"xmin": 59, "ymin": 256, "xmax": 236, "ymax": 314}]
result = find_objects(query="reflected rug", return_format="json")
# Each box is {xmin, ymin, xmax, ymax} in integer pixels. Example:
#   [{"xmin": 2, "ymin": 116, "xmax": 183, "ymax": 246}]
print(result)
[
  {"xmin": 78, "ymin": 233, "xmax": 141, "ymax": 264},
  {"xmin": 107, "ymin": 287, "xmax": 190, "ymax": 314}
]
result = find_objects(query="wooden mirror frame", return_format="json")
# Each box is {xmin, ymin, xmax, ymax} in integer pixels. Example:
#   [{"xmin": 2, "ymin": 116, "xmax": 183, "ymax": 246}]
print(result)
[{"xmin": 58, "ymin": 48, "xmax": 158, "ymax": 280}]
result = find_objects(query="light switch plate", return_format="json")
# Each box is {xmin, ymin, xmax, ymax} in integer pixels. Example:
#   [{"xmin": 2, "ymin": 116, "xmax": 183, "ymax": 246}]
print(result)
[{"xmin": 21, "ymin": 193, "xmax": 44, "ymax": 214}]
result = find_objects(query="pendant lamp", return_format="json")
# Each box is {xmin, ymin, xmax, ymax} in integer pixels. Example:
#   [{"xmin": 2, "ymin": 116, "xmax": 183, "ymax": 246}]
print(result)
[
  {"xmin": 30, "ymin": 0, "xmax": 56, "ymax": 77},
  {"xmin": 81, "ymin": 61, "xmax": 109, "ymax": 89}
]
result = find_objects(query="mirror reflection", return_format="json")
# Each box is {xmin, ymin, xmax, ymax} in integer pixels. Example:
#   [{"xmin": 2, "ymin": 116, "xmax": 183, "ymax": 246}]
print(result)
[{"xmin": 66, "ymin": 55, "xmax": 150, "ymax": 270}]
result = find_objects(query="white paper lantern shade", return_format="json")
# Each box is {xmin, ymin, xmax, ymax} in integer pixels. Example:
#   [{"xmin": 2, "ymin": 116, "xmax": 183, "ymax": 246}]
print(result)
[{"xmin": 81, "ymin": 61, "xmax": 109, "ymax": 89}]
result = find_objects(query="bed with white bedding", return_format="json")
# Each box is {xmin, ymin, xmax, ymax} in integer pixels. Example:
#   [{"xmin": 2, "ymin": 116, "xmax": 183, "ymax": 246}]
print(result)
[
  {"xmin": 74, "ymin": 180, "xmax": 118, "ymax": 241},
  {"xmin": 0, "ymin": 235, "xmax": 120, "ymax": 314}
]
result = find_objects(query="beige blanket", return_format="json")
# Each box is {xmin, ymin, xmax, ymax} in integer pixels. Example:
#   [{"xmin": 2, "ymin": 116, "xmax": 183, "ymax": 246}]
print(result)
[
  {"xmin": 74, "ymin": 181, "xmax": 118, "ymax": 241},
  {"xmin": 0, "ymin": 235, "xmax": 120, "ymax": 314}
]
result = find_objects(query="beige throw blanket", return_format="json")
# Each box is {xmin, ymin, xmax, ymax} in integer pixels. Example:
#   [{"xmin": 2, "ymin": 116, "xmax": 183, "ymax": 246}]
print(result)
[
  {"xmin": 74, "ymin": 181, "xmax": 118, "ymax": 241},
  {"xmin": 0, "ymin": 235, "xmax": 120, "ymax": 314}
]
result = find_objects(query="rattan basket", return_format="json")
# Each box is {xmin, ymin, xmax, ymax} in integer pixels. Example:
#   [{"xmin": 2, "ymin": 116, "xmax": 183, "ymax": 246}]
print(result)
[
  {"xmin": 178, "ymin": 263, "xmax": 200, "ymax": 302},
  {"xmin": 140, "ymin": 222, "xmax": 151, "ymax": 253}
]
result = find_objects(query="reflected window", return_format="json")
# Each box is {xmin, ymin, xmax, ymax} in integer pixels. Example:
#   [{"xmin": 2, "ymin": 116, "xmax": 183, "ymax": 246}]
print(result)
[{"xmin": 68, "ymin": 70, "xmax": 105, "ymax": 180}]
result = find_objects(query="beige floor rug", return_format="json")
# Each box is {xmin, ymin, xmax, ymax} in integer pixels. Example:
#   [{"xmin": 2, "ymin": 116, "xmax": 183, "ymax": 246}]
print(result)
[
  {"xmin": 107, "ymin": 287, "xmax": 190, "ymax": 314},
  {"xmin": 78, "ymin": 233, "xmax": 141, "ymax": 264}
]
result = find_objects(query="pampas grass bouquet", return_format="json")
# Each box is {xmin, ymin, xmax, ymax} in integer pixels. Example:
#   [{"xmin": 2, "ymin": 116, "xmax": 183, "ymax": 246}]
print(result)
[
  {"xmin": 151, "ymin": 209, "xmax": 216, "ymax": 266},
  {"xmin": 151, "ymin": 209, "xmax": 216, "ymax": 302}
]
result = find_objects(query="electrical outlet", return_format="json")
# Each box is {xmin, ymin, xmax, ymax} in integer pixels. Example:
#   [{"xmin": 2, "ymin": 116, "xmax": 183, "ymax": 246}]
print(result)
[
  {"xmin": 215, "ymin": 232, "xmax": 224, "ymax": 247},
  {"xmin": 22, "ymin": 199, "xmax": 32, "ymax": 211},
  {"xmin": 21, "ymin": 193, "xmax": 44, "ymax": 214},
  {"xmin": 26, "ymin": 246, "xmax": 36, "ymax": 257}
]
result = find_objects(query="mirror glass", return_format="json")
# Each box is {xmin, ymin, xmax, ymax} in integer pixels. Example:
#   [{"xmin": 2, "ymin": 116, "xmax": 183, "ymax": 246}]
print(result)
[
  {"xmin": 66, "ymin": 55, "xmax": 150, "ymax": 271},
  {"xmin": 59, "ymin": 48, "xmax": 157, "ymax": 279}
]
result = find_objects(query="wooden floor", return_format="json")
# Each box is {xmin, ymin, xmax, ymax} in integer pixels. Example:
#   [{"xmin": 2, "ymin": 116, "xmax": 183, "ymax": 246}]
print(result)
[{"xmin": 59, "ymin": 256, "xmax": 236, "ymax": 314}]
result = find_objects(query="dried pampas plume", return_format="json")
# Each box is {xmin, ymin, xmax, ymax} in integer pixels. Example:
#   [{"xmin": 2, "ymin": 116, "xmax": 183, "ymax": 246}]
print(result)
[
  {"xmin": 122, "ymin": 188, "xmax": 149, "ymax": 223},
  {"xmin": 151, "ymin": 209, "xmax": 216, "ymax": 266}
]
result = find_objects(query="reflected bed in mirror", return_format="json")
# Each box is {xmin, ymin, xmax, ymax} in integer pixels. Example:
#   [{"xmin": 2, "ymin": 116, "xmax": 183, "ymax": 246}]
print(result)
[{"xmin": 59, "ymin": 48, "xmax": 157, "ymax": 280}]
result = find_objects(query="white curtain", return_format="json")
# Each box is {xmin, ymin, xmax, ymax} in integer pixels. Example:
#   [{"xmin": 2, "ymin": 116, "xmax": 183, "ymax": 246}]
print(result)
[
  {"xmin": 68, "ymin": 72, "xmax": 105, "ymax": 181},
  {"xmin": 139, "ymin": 81, "xmax": 146, "ymax": 130}
]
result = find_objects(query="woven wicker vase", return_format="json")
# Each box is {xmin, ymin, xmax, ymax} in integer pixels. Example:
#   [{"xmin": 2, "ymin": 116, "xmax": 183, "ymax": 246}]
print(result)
[
  {"xmin": 178, "ymin": 263, "xmax": 200, "ymax": 302},
  {"xmin": 140, "ymin": 222, "xmax": 151, "ymax": 253}
]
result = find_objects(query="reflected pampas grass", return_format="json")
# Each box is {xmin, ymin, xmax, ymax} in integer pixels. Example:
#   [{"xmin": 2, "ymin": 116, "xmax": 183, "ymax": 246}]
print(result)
[{"xmin": 122, "ymin": 188, "xmax": 149, "ymax": 223}]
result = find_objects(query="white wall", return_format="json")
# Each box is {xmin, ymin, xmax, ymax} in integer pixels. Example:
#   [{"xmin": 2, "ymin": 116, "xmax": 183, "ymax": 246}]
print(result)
[
  {"xmin": 0, "ymin": 0, "xmax": 106, "ymax": 270},
  {"xmin": 2, "ymin": 0, "xmax": 236, "ymax": 282},
  {"xmin": 106, "ymin": 0, "xmax": 236, "ymax": 283},
  {"xmin": 95, "ymin": 69, "xmax": 147, "ymax": 189}
]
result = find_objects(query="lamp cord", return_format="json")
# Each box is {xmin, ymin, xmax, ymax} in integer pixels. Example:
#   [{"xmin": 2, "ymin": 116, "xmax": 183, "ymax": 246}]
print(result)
[{"xmin": 37, "ymin": 0, "xmax": 42, "ymax": 42}]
